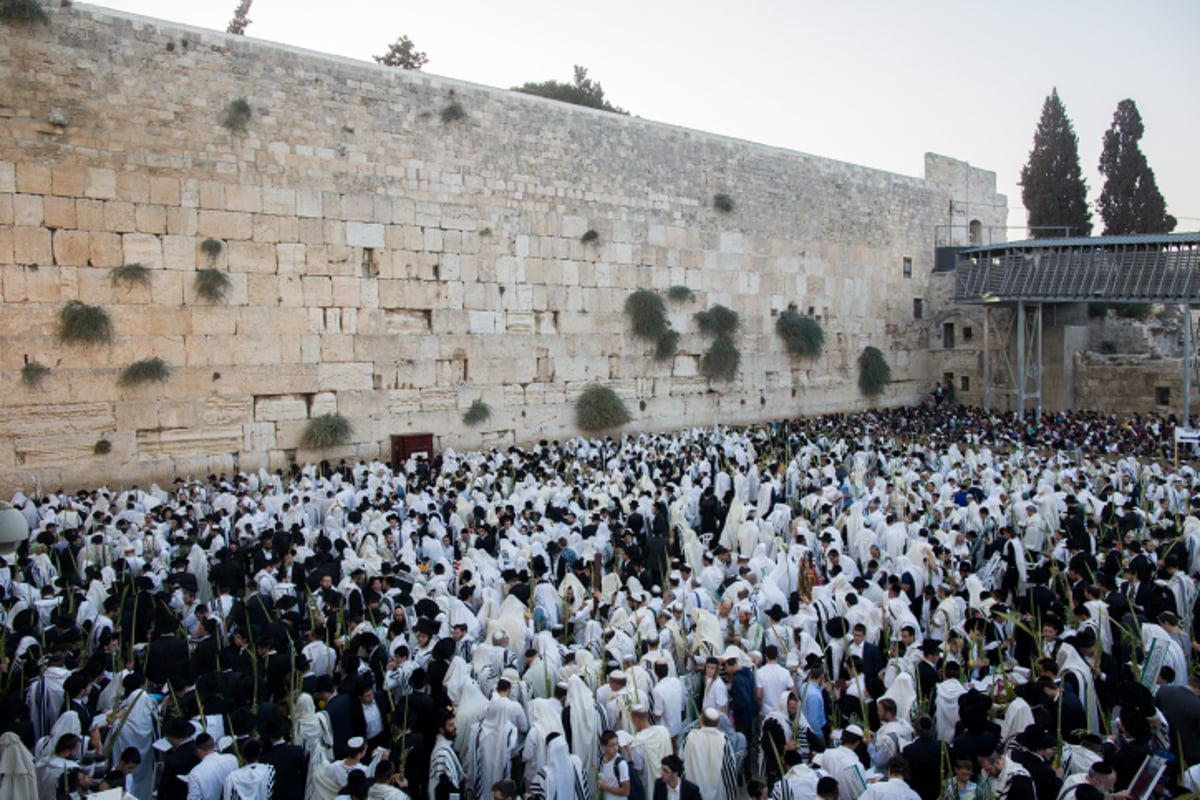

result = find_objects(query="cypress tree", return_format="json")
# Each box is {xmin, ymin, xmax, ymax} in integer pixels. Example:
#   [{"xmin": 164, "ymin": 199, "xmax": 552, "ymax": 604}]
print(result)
[
  {"xmin": 1097, "ymin": 99, "xmax": 1176, "ymax": 235},
  {"xmin": 1019, "ymin": 88, "xmax": 1092, "ymax": 238}
]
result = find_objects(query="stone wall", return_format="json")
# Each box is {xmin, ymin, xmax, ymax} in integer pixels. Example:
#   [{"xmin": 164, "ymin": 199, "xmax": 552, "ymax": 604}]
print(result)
[
  {"xmin": 0, "ymin": 4, "xmax": 1007, "ymax": 493},
  {"xmin": 1074, "ymin": 353, "xmax": 1181, "ymax": 415}
]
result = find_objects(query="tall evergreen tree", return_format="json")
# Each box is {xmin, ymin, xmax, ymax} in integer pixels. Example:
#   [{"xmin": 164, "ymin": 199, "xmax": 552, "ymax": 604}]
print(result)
[
  {"xmin": 1097, "ymin": 99, "xmax": 1176, "ymax": 235},
  {"xmin": 1019, "ymin": 88, "xmax": 1091, "ymax": 238}
]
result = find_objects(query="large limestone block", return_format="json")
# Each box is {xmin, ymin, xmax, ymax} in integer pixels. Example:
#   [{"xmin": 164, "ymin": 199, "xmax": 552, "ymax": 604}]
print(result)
[
  {"xmin": 197, "ymin": 210, "xmax": 253, "ymax": 240},
  {"xmin": 0, "ymin": 402, "xmax": 115, "ymax": 438},
  {"xmin": 242, "ymin": 422, "xmax": 277, "ymax": 451},
  {"xmin": 137, "ymin": 426, "xmax": 242, "ymax": 458},
  {"xmin": 228, "ymin": 240, "xmax": 277, "ymax": 274},
  {"xmin": 254, "ymin": 395, "xmax": 308, "ymax": 422},
  {"xmin": 121, "ymin": 233, "xmax": 164, "ymax": 268},
  {"xmin": 420, "ymin": 387, "xmax": 458, "ymax": 412},
  {"xmin": 200, "ymin": 396, "xmax": 253, "ymax": 426},
  {"xmin": 318, "ymin": 362, "xmax": 373, "ymax": 391},
  {"xmin": 13, "ymin": 227, "xmax": 52, "ymax": 265}
]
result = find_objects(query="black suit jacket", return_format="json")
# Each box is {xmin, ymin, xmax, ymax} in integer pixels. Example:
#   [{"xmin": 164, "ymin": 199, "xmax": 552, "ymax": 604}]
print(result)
[
  {"xmin": 157, "ymin": 741, "xmax": 200, "ymax": 800},
  {"xmin": 653, "ymin": 777, "xmax": 701, "ymax": 800},
  {"xmin": 260, "ymin": 742, "xmax": 307, "ymax": 800}
]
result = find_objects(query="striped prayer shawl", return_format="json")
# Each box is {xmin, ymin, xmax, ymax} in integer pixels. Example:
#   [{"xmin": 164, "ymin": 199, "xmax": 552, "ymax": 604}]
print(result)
[{"xmin": 429, "ymin": 734, "xmax": 464, "ymax": 799}]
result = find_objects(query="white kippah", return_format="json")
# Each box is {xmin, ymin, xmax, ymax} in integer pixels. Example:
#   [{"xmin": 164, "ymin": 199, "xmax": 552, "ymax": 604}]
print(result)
[{"xmin": 347, "ymin": 736, "xmax": 365, "ymax": 749}]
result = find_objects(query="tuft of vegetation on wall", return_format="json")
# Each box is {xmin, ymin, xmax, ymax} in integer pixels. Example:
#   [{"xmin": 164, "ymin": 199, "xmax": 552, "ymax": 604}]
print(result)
[
  {"xmin": 580, "ymin": 229, "xmax": 599, "ymax": 244},
  {"xmin": 700, "ymin": 335, "xmax": 740, "ymax": 382},
  {"xmin": 667, "ymin": 285, "xmax": 694, "ymax": 303},
  {"xmin": 0, "ymin": 0, "xmax": 48, "ymax": 24},
  {"xmin": 194, "ymin": 268, "xmax": 232, "ymax": 302},
  {"xmin": 776, "ymin": 309, "xmax": 825, "ymax": 357},
  {"xmin": 575, "ymin": 384, "xmax": 632, "ymax": 431},
  {"xmin": 462, "ymin": 399, "xmax": 492, "ymax": 426},
  {"xmin": 200, "ymin": 238, "xmax": 224, "ymax": 264},
  {"xmin": 93, "ymin": 439, "xmax": 112, "ymax": 456},
  {"xmin": 301, "ymin": 413, "xmax": 353, "ymax": 449},
  {"xmin": 857, "ymin": 346, "xmax": 892, "ymax": 397},
  {"xmin": 109, "ymin": 262, "xmax": 150, "ymax": 288},
  {"xmin": 624, "ymin": 289, "xmax": 679, "ymax": 362},
  {"xmin": 220, "ymin": 98, "xmax": 252, "ymax": 134},
  {"xmin": 118, "ymin": 357, "xmax": 171, "ymax": 387},
  {"xmin": 441, "ymin": 101, "xmax": 466, "ymax": 123},
  {"xmin": 58, "ymin": 301, "xmax": 113, "ymax": 345},
  {"xmin": 713, "ymin": 192, "xmax": 735, "ymax": 213},
  {"xmin": 694, "ymin": 304, "xmax": 739, "ymax": 338},
  {"xmin": 21, "ymin": 360, "xmax": 50, "ymax": 389}
]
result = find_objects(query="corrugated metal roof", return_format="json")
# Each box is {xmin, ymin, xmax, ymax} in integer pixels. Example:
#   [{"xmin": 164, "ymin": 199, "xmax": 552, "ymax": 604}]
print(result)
[{"xmin": 963, "ymin": 231, "xmax": 1200, "ymax": 253}]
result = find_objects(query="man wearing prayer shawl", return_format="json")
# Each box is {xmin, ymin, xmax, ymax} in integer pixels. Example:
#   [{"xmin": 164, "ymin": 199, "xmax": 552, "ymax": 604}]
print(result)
[
  {"xmin": 106, "ymin": 673, "xmax": 158, "ymax": 800},
  {"xmin": 933, "ymin": 661, "xmax": 968, "ymax": 743},
  {"xmin": 978, "ymin": 747, "xmax": 1035, "ymax": 800},
  {"xmin": 1056, "ymin": 642, "xmax": 1102, "ymax": 734},
  {"xmin": 628, "ymin": 705, "xmax": 672, "ymax": 788},
  {"xmin": 679, "ymin": 709, "xmax": 737, "ymax": 800},
  {"xmin": 428, "ymin": 711, "xmax": 464, "ymax": 800},
  {"xmin": 466, "ymin": 698, "xmax": 518, "ymax": 800},
  {"xmin": 526, "ymin": 733, "xmax": 589, "ymax": 800},
  {"xmin": 769, "ymin": 750, "xmax": 821, "ymax": 800}
]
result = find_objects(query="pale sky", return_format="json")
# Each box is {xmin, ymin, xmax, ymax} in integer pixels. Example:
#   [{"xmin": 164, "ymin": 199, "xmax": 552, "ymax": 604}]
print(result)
[{"xmin": 91, "ymin": 0, "xmax": 1200, "ymax": 237}]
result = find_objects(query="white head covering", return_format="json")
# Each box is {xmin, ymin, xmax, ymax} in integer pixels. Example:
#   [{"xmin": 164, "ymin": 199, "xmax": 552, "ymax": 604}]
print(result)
[
  {"xmin": 0, "ymin": 731, "xmax": 36, "ymax": 800},
  {"xmin": 565, "ymin": 675, "xmax": 600, "ymax": 778}
]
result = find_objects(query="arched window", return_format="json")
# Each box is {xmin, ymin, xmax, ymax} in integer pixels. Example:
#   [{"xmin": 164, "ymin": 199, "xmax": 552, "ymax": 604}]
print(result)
[{"xmin": 968, "ymin": 219, "xmax": 983, "ymax": 246}]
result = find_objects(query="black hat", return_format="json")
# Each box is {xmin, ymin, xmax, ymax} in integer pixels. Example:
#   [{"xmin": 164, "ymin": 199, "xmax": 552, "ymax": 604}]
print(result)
[
  {"xmin": 920, "ymin": 639, "xmax": 943, "ymax": 655},
  {"xmin": 163, "ymin": 716, "xmax": 195, "ymax": 740},
  {"xmin": 415, "ymin": 598, "xmax": 440, "ymax": 618},
  {"xmin": 1016, "ymin": 724, "xmax": 1055, "ymax": 751},
  {"xmin": 765, "ymin": 604, "xmax": 787, "ymax": 621},
  {"xmin": 413, "ymin": 617, "xmax": 440, "ymax": 637}
]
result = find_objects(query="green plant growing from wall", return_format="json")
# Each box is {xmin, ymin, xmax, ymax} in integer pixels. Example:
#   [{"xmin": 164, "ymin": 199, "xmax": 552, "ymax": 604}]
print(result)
[
  {"xmin": 575, "ymin": 384, "xmax": 632, "ymax": 431},
  {"xmin": 0, "ymin": 0, "xmax": 48, "ymax": 23},
  {"xmin": 667, "ymin": 285, "xmax": 694, "ymax": 303},
  {"xmin": 713, "ymin": 192, "xmax": 735, "ymax": 213},
  {"xmin": 695, "ymin": 303, "xmax": 741, "ymax": 382},
  {"xmin": 624, "ymin": 288, "xmax": 678, "ymax": 362},
  {"xmin": 700, "ymin": 335, "xmax": 740, "ymax": 382},
  {"xmin": 93, "ymin": 439, "xmax": 112, "ymax": 456},
  {"xmin": 776, "ymin": 309, "xmax": 825, "ymax": 357},
  {"xmin": 858, "ymin": 346, "xmax": 892, "ymax": 397},
  {"xmin": 200, "ymin": 238, "xmax": 224, "ymax": 265},
  {"xmin": 463, "ymin": 399, "xmax": 492, "ymax": 426},
  {"xmin": 58, "ymin": 301, "xmax": 113, "ymax": 345},
  {"xmin": 581, "ymin": 229, "xmax": 599, "ymax": 244},
  {"xmin": 118, "ymin": 357, "xmax": 171, "ymax": 387},
  {"xmin": 109, "ymin": 262, "xmax": 150, "ymax": 288},
  {"xmin": 441, "ymin": 101, "xmax": 466, "ymax": 123},
  {"xmin": 301, "ymin": 413, "xmax": 353, "ymax": 449},
  {"xmin": 220, "ymin": 98, "xmax": 252, "ymax": 134},
  {"xmin": 21, "ymin": 360, "xmax": 50, "ymax": 389},
  {"xmin": 194, "ymin": 268, "xmax": 232, "ymax": 302}
]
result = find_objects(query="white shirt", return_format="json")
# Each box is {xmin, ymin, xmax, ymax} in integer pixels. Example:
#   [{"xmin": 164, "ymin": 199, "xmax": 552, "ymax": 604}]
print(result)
[
  {"xmin": 186, "ymin": 752, "xmax": 239, "ymax": 800},
  {"xmin": 860, "ymin": 778, "xmax": 920, "ymax": 800},
  {"xmin": 755, "ymin": 663, "xmax": 795, "ymax": 717}
]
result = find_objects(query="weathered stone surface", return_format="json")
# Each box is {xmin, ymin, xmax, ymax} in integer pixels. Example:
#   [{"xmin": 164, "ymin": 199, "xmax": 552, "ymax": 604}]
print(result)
[{"xmin": 137, "ymin": 426, "xmax": 243, "ymax": 458}]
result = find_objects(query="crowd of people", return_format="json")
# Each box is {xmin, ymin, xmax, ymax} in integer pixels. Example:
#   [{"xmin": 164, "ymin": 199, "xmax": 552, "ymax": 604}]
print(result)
[{"xmin": 0, "ymin": 404, "xmax": 1198, "ymax": 800}]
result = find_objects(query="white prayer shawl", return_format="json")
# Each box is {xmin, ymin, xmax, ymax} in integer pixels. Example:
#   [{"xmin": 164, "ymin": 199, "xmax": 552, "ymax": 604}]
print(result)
[
  {"xmin": 224, "ymin": 762, "xmax": 275, "ymax": 800},
  {"xmin": 467, "ymin": 699, "xmax": 518, "ymax": 800},
  {"xmin": 293, "ymin": 694, "xmax": 335, "ymax": 763},
  {"xmin": 630, "ymin": 723, "xmax": 673, "ymax": 783},
  {"xmin": 530, "ymin": 736, "xmax": 587, "ymax": 800},
  {"xmin": 445, "ymin": 657, "xmax": 489, "ymax": 759},
  {"xmin": 524, "ymin": 699, "xmax": 565, "ymax": 779},
  {"xmin": 934, "ymin": 678, "xmax": 967, "ymax": 742},
  {"xmin": 680, "ymin": 725, "xmax": 737, "ymax": 800},
  {"xmin": 565, "ymin": 676, "xmax": 601, "ymax": 786},
  {"xmin": 1140, "ymin": 623, "xmax": 1188, "ymax": 688},
  {"xmin": 881, "ymin": 673, "xmax": 918, "ymax": 722},
  {"xmin": 108, "ymin": 688, "xmax": 157, "ymax": 800},
  {"xmin": 1001, "ymin": 697, "xmax": 1034, "ymax": 746},
  {"xmin": 770, "ymin": 763, "xmax": 820, "ymax": 800},
  {"xmin": 0, "ymin": 731, "xmax": 36, "ymax": 800},
  {"xmin": 428, "ymin": 734, "xmax": 464, "ymax": 800},
  {"xmin": 1057, "ymin": 644, "xmax": 1101, "ymax": 733}
]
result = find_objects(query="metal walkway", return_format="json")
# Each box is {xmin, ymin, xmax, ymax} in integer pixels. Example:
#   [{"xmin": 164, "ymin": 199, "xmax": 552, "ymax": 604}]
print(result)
[{"xmin": 951, "ymin": 233, "xmax": 1200, "ymax": 421}]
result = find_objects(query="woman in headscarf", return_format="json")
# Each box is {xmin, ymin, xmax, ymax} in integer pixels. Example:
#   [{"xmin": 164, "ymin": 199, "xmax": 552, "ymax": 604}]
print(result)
[
  {"xmin": 526, "ymin": 733, "xmax": 589, "ymax": 800},
  {"xmin": 466, "ymin": 698, "xmax": 518, "ymax": 800},
  {"xmin": 522, "ymin": 698, "xmax": 566, "ymax": 781}
]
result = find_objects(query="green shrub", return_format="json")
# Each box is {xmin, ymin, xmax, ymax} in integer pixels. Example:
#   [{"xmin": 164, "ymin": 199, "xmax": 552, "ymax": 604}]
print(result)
[
  {"xmin": 575, "ymin": 384, "xmax": 632, "ymax": 431},
  {"xmin": 58, "ymin": 301, "xmax": 113, "ymax": 344},
  {"xmin": 441, "ymin": 101, "xmax": 466, "ymax": 123},
  {"xmin": 194, "ymin": 268, "xmax": 232, "ymax": 302},
  {"xmin": 200, "ymin": 238, "xmax": 224, "ymax": 264},
  {"xmin": 220, "ymin": 98, "xmax": 252, "ymax": 134},
  {"xmin": 713, "ymin": 192, "xmax": 734, "ymax": 213},
  {"xmin": 93, "ymin": 439, "xmax": 111, "ymax": 456},
  {"xmin": 463, "ymin": 399, "xmax": 492, "ymax": 426},
  {"xmin": 700, "ymin": 335, "xmax": 740, "ymax": 382},
  {"xmin": 581, "ymin": 229, "xmax": 599, "ymax": 244},
  {"xmin": 109, "ymin": 262, "xmax": 150, "ymax": 288},
  {"xmin": 1099, "ymin": 341, "xmax": 1118, "ymax": 354},
  {"xmin": 21, "ymin": 360, "xmax": 50, "ymax": 389},
  {"xmin": 1113, "ymin": 303, "xmax": 1153, "ymax": 321},
  {"xmin": 301, "ymin": 413, "xmax": 353, "ymax": 449},
  {"xmin": 118, "ymin": 357, "xmax": 171, "ymax": 387},
  {"xmin": 695, "ymin": 304, "xmax": 739, "ymax": 337},
  {"xmin": 0, "ymin": 0, "xmax": 48, "ymax": 23},
  {"xmin": 667, "ymin": 285, "xmax": 694, "ymax": 303},
  {"xmin": 857, "ymin": 346, "xmax": 892, "ymax": 397},
  {"xmin": 654, "ymin": 329, "xmax": 680, "ymax": 362},
  {"xmin": 776, "ymin": 309, "xmax": 825, "ymax": 357},
  {"xmin": 625, "ymin": 289, "xmax": 669, "ymax": 339}
]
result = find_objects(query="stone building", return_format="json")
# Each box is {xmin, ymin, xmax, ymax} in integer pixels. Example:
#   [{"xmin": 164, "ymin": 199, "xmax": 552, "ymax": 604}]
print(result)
[{"xmin": 0, "ymin": 4, "xmax": 1006, "ymax": 492}]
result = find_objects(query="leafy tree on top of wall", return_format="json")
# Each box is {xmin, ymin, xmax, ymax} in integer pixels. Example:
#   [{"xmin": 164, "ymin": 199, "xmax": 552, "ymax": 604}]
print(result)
[
  {"xmin": 226, "ymin": 0, "xmax": 252, "ymax": 35},
  {"xmin": 1097, "ymin": 99, "xmax": 1176, "ymax": 235},
  {"xmin": 514, "ymin": 66, "xmax": 628, "ymax": 114},
  {"xmin": 1019, "ymin": 88, "xmax": 1092, "ymax": 238},
  {"xmin": 374, "ymin": 35, "xmax": 429, "ymax": 70}
]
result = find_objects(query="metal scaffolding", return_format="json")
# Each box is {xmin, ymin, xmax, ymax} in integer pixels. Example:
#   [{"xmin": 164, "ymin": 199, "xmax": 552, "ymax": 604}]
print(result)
[{"xmin": 954, "ymin": 233, "xmax": 1200, "ymax": 421}]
